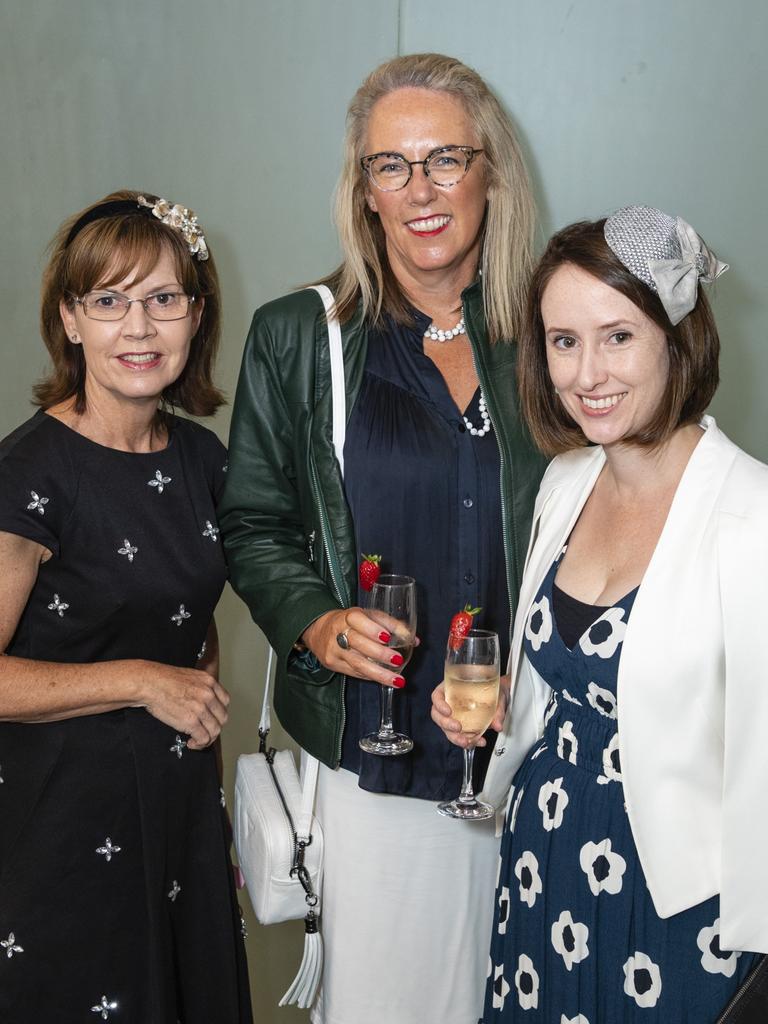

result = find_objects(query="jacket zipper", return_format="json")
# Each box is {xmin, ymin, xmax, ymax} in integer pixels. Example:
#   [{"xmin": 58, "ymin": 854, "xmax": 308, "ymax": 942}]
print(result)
[
  {"xmin": 309, "ymin": 454, "xmax": 348, "ymax": 765},
  {"xmin": 715, "ymin": 956, "xmax": 766, "ymax": 1023},
  {"xmin": 465, "ymin": 306, "xmax": 516, "ymax": 653}
]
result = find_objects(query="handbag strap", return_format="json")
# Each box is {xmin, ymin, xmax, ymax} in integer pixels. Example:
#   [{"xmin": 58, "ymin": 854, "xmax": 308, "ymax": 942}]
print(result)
[
  {"xmin": 257, "ymin": 284, "xmax": 344, "ymax": 845},
  {"xmin": 310, "ymin": 284, "xmax": 346, "ymax": 474}
]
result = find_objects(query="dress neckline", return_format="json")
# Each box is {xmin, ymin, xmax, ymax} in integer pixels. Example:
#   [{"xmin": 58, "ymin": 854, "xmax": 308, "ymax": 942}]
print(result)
[{"xmin": 41, "ymin": 408, "xmax": 177, "ymax": 456}]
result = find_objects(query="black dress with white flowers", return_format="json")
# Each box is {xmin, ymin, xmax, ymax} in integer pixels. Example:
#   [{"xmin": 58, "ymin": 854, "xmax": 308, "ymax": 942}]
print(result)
[
  {"xmin": 482, "ymin": 550, "xmax": 758, "ymax": 1023},
  {"xmin": 0, "ymin": 411, "xmax": 252, "ymax": 1024}
]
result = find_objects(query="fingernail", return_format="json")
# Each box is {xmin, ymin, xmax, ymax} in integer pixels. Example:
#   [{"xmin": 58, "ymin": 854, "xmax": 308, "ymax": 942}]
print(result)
[
  {"xmin": 379, "ymin": 630, "xmax": 392, "ymax": 643},
  {"xmin": 390, "ymin": 652, "xmax": 404, "ymax": 666},
  {"xmin": 392, "ymin": 675, "xmax": 406, "ymax": 688}
]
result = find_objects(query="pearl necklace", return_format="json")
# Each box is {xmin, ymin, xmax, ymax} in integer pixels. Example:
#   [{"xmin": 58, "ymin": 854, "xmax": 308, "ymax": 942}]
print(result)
[
  {"xmin": 464, "ymin": 390, "xmax": 492, "ymax": 437},
  {"xmin": 424, "ymin": 315, "xmax": 466, "ymax": 343}
]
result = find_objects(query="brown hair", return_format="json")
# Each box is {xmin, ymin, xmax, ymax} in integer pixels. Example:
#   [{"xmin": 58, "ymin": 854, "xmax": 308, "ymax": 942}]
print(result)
[
  {"xmin": 319, "ymin": 53, "xmax": 535, "ymax": 342},
  {"xmin": 518, "ymin": 218, "xmax": 720, "ymax": 455},
  {"xmin": 37, "ymin": 189, "xmax": 224, "ymax": 417}
]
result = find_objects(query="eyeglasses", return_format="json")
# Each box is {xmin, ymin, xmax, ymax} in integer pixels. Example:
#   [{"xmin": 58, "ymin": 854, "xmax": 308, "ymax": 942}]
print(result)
[
  {"xmin": 360, "ymin": 145, "xmax": 484, "ymax": 192},
  {"xmin": 75, "ymin": 290, "xmax": 195, "ymax": 322}
]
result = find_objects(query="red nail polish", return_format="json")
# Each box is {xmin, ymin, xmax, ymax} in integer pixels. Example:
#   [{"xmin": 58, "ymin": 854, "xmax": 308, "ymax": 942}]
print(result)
[
  {"xmin": 392, "ymin": 675, "xmax": 406, "ymax": 688},
  {"xmin": 379, "ymin": 630, "xmax": 392, "ymax": 643},
  {"xmin": 390, "ymin": 652, "xmax": 404, "ymax": 666}
]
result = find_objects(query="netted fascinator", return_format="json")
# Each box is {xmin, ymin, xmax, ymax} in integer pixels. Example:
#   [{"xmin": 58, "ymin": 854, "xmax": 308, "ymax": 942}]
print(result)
[{"xmin": 604, "ymin": 205, "xmax": 728, "ymax": 325}]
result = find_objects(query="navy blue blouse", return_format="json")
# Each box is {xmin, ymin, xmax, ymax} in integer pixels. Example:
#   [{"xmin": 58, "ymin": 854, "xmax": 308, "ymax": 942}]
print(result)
[{"xmin": 341, "ymin": 311, "xmax": 511, "ymax": 800}]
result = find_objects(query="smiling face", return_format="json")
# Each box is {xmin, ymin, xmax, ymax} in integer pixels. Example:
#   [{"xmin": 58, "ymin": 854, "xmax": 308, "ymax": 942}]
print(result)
[
  {"xmin": 59, "ymin": 247, "xmax": 202, "ymax": 414},
  {"xmin": 541, "ymin": 263, "xmax": 671, "ymax": 449},
  {"xmin": 363, "ymin": 87, "xmax": 488, "ymax": 291}
]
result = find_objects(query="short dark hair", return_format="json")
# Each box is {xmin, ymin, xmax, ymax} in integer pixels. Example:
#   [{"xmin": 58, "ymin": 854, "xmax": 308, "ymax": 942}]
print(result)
[
  {"xmin": 518, "ymin": 218, "xmax": 720, "ymax": 456},
  {"xmin": 37, "ymin": 189, "xmax": 224, "ymax": 417}
]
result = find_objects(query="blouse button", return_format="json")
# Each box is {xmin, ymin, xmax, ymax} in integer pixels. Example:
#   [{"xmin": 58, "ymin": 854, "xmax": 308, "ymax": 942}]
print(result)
[
  {"xmin": 463, "ymin": 572, "xmax": 475, "ymax": 584},
  {"xmin": 463, "ymin": 497, "xmax": 474, "ymax": 509}
]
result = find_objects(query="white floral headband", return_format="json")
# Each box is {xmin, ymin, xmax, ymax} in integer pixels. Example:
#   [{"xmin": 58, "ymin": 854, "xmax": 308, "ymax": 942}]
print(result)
[
  {"xmin": 65, "ymin": 195, "xmax": 209, "ymax": 261},
  {"xmin": 604, "ymin": 205, "xmax": 727, "ymax": 325},
  {"xmin": 137, "ymin": 195, "xmax": 209, "ymax": 261}
]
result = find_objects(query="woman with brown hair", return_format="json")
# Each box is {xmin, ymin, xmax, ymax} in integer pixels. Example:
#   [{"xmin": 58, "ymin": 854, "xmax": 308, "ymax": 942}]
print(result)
[
  {"xmin": 220, "ymin": 53, "xmax": 544, "ymax": 1024},
  {"xmin": 0, "ymin": 191, "xmax": 252, "ymax": 1023},
  {"xmin": 433, "ymin": 207, "xmax": 766, "ymax": 1021}
]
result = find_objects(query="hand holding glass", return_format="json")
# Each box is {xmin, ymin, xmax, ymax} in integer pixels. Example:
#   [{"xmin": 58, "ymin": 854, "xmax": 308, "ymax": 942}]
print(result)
[
  {"xmin": 359, "ymin": 574, "xmax": 416, "ymax": 756},
  {"xmin": 437, "ymin": 629, "xmax": 500, "ymax": 820}
]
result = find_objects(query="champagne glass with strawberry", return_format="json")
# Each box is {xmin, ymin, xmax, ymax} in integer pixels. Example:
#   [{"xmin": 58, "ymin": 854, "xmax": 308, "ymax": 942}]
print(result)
[
  {"xmin": 437, "ymin": 609, "xmax": 500, "ymax": 820},
  {"xmin": 359, "ymin": 573, "xmax": 416, "ymax": 756}
]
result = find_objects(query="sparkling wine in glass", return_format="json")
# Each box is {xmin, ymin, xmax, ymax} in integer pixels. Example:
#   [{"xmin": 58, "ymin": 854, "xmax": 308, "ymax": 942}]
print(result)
[
  {"xmin": 437, "ymin": 629, "xmax": 500, "ymax": 820},
  {"xmin": 359, "ymin": 574, "xmax": 416, "ymax": 756}
]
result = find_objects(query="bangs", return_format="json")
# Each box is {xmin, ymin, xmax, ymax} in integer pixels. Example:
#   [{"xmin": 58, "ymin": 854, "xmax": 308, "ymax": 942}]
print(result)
[{"xmin": 63, "ymin": 217, "xmax": 194, "ymax": 298}]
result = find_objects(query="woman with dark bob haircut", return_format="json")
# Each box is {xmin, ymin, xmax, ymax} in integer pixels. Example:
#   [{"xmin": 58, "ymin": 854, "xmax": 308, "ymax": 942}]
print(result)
[
  {"xmin": 0, "ymin": 191, "xmax": 252, "ymax": 1023},
  {"xmin": 434, "ymin": 207, "xmax": 768, "ymax": 1021}
]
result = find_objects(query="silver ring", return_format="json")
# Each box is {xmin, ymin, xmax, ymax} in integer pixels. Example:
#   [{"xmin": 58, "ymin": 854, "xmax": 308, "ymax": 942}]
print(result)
[{"xmin": 336, "ymin": 630, "xmax": 350, "ymax": 651}]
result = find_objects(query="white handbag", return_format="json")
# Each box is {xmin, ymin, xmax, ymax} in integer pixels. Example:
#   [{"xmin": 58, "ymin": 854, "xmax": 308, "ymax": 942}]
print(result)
[
  {"xmin": 233, "ymin": 283, "xmax": 344, "ymax": 1008},
  {"xmin": 234, "ymin": 647, "xmax": 324, "ymax": 927}
]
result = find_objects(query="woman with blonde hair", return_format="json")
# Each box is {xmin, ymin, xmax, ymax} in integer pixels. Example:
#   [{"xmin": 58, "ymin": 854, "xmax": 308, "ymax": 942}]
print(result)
[{"xmin": 221, "ymin": 53, "xmax": 544, "ymax": 1023}]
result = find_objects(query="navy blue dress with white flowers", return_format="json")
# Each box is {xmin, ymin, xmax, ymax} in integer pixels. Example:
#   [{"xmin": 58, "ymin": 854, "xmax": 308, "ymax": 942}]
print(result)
[{"xmin": 482, "ymin": 551, "xmax": 758, "ymax": 1023}]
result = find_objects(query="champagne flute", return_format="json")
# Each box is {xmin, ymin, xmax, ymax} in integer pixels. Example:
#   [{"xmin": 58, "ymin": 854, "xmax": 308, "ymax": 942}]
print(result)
[
  {"xmin": 359, "ymin": 574, "xmax": 416, "ymax": 756},
  {"xmin": 437, "ymin": 629, "xmax": 500, "ymax": 820}
]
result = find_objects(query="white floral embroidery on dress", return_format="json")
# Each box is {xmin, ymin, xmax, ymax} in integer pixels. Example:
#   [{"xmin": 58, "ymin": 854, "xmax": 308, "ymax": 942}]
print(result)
[
  {"xmin": 524, "ymin": 595, "xmax": 553, "ymax": 652},
  {"xmin": 170, "ymin": 735, "xmax": 187, "ymax": 759},
  {"xmin": 551, "ymin": 909, "xmax": 589, "ymax": 971},
  {"xmin": 697, "ymin": 918, "xmax": 742, "ymax": 977},
  {"xmin": 48, "ymin": 594, "xmax": 69, "ymax": 617},
  {"xmin": 197, "ymin": 640, "xmax": 207, "ymax": 661},
  {"xmin": 202, "ymin": 520, "xmax": 219, "ymax": 541},
  {"xmin": 596, "ymin": 733, "xmax": 622, "ymax": 784},
  {"xmin": 95, "ymin": 837, "xmax": 122, "ymax": 862},
  {"xmin": 171, "ymin": 604, "xmax": 191, "ymax": 626},
  {"xmin": 538, "ymin": 777, "xmax": 569, "ymax": 831},
  {"xmin": 492, "ymin": 964, "xmax": 511, "ymax": 1010},
  {"xmin": 557, "ymin": 720, "xmax": 578, "ymax": 765},
  {"xmin": 514, "ymin": 851, "xmax": 543, "ymax": 908},
  {"xmin": 219, "ymin": 786, "xmax": 226, "ymax": 808},
  {"xmin": 118, "ymin": 539, "xmax": 138, "ymax": 563},
  {"xmin": 623, "ymin": 951, "xmax": 662, "ymax": 1008},
  {"xmin": 514, "ymin": 953, "xmax": 540, "ymax": 1010},
  {"xmin": 1, "ymin": 932, "xmax": 23, "ymax": 958},
  {"xmin": 91, "ymin": 995, "xmax": 118, "ymax": 1019},
  {"xmin": 497, "ymin": 886, "xmax": 511, "ymax": 934},
  {"xmin": 0, "ymin": 763, "xmax": 4, "ymax": 783},
  {"xmin": 586, "ymin": 681, "xmax": 617, "ymax": 719},
  {"xmin": 579, "ymin": 607, "xmax": 627, "ymax": 659},
  {"xmin": 168, "ymin": 880, "xmax": 181, "ymax": 902},
  {"xmin": 148, "ymin": 469, "xmax": 172, "ymax": 494},
  {"xmin": 27, "ymin": 490, "xmax": 49, "ymax": 514},
  {"xmin": 579, "ymin": 838, "xmax": 627, "ymax": 896}
]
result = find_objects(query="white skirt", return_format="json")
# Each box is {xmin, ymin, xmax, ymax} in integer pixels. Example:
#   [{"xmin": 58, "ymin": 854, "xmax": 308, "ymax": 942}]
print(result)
[{"xmin": 309, "ymin": 763, "xmax": 499, "ymax": 1024}]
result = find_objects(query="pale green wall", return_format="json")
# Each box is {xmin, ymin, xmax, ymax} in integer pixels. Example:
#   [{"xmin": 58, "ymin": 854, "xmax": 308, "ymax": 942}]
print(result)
[{"xmin": 2, "ymin": 2, "xmax": 766, "ymax": 1021}]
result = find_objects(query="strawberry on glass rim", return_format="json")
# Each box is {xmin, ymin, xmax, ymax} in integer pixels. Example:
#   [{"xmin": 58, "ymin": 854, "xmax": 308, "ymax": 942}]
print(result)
[
  {"xmin": 449, "ymin": 605, "xmax": 481, "ymax": 650},
  {"xmin": 359, "ymin": 553, "xmax": 382, "ymax": 592}
]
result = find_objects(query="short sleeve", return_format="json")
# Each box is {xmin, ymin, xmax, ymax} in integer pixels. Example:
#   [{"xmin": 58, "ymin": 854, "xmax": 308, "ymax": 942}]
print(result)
[
  {"xmin": 177, "ymin": 419, "xmax": 228, "ymax": 504},
  {"xmin": 0, "ymin": 415, "xmax": 74, "ymax": 557}
]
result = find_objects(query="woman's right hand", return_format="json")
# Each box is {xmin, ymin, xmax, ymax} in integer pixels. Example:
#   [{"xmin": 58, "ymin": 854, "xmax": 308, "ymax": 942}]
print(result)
[
  {"xmin": 137, "ymin": 662, "xmax": 231, "ymax": 749},
  {"xmin": 431, "ymin": 676, "xmax": 510, "ymax": 749},
  {"xmin": 301, "ymin": 608, "xmax": 408, "ymax": 688}
]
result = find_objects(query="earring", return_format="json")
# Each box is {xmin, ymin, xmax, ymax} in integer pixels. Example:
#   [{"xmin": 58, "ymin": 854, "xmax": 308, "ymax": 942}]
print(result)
[{"xmin": 71, "ymin": 334, "xmax": 79, "ymax": 342}]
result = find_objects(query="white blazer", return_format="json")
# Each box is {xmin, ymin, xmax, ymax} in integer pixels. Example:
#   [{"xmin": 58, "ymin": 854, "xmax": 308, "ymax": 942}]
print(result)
[{"xmin": 480, "ymin": 416, "xmax": 768, "ymax": 954}]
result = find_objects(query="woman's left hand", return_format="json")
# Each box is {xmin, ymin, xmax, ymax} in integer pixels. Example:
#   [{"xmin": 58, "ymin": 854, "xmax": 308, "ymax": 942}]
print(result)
[{"xmin": 431, "ymin": 674, "xmax": 510, "ymax": 749}]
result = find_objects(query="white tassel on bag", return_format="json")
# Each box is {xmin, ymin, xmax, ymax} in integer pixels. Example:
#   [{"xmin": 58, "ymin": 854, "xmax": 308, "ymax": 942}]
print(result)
[{"xmin": 279, "ymin": 908, "xmax": 323, "ymax": 1008}]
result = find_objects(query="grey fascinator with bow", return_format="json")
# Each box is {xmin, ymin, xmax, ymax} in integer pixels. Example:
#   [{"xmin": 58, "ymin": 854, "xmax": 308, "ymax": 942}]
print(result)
[{"xmin": 604, "ymin": 205, "xmax": 728, "ymax": 325}]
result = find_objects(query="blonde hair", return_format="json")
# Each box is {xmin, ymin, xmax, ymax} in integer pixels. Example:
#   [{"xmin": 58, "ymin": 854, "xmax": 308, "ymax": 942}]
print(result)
[
  {"xmin": 38, "ymin": 189, "xmax": 223, "ymax": 416},
  {"xmin": 323, "ymin": 53, "xmax": 535, "ymax": 342}
]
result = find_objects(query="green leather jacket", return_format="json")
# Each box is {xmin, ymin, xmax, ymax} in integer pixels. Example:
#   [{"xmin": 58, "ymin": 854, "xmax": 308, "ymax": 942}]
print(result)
[{"xmin": 219, "ymin": 283, "xmax": 546, "ymax": 768}]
